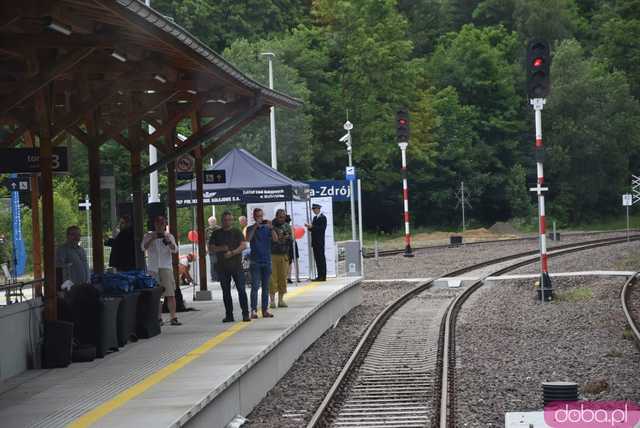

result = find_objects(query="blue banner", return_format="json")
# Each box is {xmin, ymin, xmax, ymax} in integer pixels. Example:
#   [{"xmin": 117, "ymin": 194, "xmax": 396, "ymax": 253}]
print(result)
[
  {"xmin": 10, "ymin": 173, "xmax": 26, "ymax": 276},
  {"xmin": 305, "ymin": 180, "xmax": 357, "ymax": 202}
]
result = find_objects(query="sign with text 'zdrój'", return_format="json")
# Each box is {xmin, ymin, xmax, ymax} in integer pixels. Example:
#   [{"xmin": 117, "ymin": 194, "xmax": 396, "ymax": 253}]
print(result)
[
  {"xmin": 0, "ymin": 147, "xmax": 69, "ymax": 173},
  {"xmin": 305, "ymin": 180, "xmax": 356, "ymax": 202}
]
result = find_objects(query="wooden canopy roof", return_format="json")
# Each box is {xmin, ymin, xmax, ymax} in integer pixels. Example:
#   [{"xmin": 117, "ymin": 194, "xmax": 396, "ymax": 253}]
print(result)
[{"xmin": 0, "ymin": 0, "xmax": 302, "ymax": 154}]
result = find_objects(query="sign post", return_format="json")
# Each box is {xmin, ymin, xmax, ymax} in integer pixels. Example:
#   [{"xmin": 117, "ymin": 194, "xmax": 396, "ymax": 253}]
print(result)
[
  {"xmin": 623, "ymin": 193, "xmax": 633, "ymax": 241},
  {"xmin": 78, "ymin": 195, "xmax": 92, "ymax": 269}
]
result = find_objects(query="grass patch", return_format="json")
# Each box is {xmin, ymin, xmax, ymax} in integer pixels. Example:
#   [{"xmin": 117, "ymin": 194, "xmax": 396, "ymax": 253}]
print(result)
[
  {"xmin": 555, "ymin": 287, "xmax": 593, "ymax": 302},
  {"xmin": 623, "ymin": 326, "xmax": 635, "ymax": 340}
]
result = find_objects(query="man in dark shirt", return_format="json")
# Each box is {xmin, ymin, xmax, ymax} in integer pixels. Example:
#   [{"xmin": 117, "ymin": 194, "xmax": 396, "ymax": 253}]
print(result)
[
  {"xmin": 108, "ymin": 215, "xmax": 136, "ymax": 272},
  {"xmin": 305, "ymin": 203, "xmax": 327, "ymax": 281},
  {"xmin": 245, "ymin": 208, "xmax": 276, "ymax": 319},
  {"xmin": 209, "ymin": 211, "xmax": 250, "ymax": 323}
]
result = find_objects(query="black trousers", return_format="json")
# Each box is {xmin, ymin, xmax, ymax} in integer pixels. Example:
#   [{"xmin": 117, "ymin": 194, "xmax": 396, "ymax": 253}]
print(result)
[
  {"xmin": 312, "ymin": 242, "xmax": 326, "ymax": 279},
  {"xmin": 218, "ymin": 270, "xmax": 249, "ymax": 318}
]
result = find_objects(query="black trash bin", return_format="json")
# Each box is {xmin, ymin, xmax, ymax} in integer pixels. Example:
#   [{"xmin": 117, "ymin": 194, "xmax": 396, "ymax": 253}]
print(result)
[
  {"xmin": 97, "ymin": 296, "xmax": 121, "ymax": 357},
  {"xmin": 116, "ymin": 292, "xmax": 140, "ymax": 347},
  {"xmin": 136, "ymin": 287, "xmax": 162, "ymax": 339}
]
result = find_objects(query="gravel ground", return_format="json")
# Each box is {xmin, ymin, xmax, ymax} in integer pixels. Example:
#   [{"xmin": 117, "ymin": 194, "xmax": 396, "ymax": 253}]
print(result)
[
  {"xmin": 455, "ymin": 241, "xmax": 640, "ymax": 427},
  {"xmin": 363, "ymin": 231, "xmax": 631, "ymax": 279},
  {"xmin": 244, "ymin": 281, "xmax": 420, "ymax": 427}
]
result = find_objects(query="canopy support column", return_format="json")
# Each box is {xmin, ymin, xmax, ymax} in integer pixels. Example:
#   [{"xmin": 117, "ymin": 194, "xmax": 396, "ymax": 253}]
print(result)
[
  {"xmin": 87, "ymin": 113, "xmax": 104, "ymax": 273},
  {"xmin": 165, "ymin": 125, "xmax": 179, "ymax": 287},
  {"xmin": 130, "ymin": 124, "xmax": 145, "ymax": 270},
  {"xmin": 192, "ymin": 112, "xmax": 208, "ymax": 294},
  {"xmin": 25, "ymin": 131, "xmax": 42, "ymax": 294},
  {"xmin": 35, "ymin": 90, "xmax": 56, "ymax": 320}
]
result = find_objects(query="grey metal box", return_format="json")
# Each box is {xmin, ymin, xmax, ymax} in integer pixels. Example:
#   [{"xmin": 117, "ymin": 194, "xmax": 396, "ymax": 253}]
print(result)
[{"xmin": 344, "ymin": 240, "xmax": 361, "ymax": 277}]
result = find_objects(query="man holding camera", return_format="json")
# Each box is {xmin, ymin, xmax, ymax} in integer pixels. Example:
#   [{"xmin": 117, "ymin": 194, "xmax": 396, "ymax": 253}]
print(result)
[
  {"xmin": 142, "ymin": 215, "xmax": 181, "ymax": 326},
  {"xmin": 245, "ymin": 208, "xmax": 277, "ymax": 319}
]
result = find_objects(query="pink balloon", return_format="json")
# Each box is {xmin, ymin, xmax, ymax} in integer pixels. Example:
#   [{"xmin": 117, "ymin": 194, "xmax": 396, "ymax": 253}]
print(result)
[
  {"xmin": 294, "ymin": 226, "xmax": 305, "ymax": 240},
  {"xmin": 187, "ymin": 230, "xmax": 198, "ymax": 242}
]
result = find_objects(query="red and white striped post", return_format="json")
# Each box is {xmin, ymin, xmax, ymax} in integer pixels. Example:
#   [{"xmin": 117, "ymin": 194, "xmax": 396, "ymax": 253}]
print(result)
[
  {"xmin": 398, "ymin": 142, "xmax": 413, "ymax": 257},
  {"xmin": 530, "ymin": 98, "xmax": 552, "ymax": 301}
]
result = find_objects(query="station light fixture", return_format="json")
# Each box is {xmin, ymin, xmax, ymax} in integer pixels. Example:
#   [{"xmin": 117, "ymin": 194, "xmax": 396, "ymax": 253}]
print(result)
[
  {"xmin": 110, "ymin": 50, "xmax": 127, "ymax": 62},
  {"xmin": 45, "ymin": 17, "xmax": 72, "ymax": 36},
  {"xmin": 153, "ymin": 74, "xmax": 167, "ymax": 83}
]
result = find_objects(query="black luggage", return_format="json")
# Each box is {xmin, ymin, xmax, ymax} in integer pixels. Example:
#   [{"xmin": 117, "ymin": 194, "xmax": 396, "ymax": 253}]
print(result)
[
  {"xmin": 97, "ymin": 297, "xmax": 121, "ymax": 357},
  {"xmin": 116, "ymin": 292, "xmax": 140, "ymax": 347},
  {"xmin": 43, "ymin": 320, "xmax": 73, "ymax": 368}
]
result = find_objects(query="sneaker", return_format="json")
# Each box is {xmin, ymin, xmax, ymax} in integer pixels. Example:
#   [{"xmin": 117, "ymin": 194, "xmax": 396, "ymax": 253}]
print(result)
[
  {"xmin": 262, "ymin": 311, "xmax": 274, "ymax": 318},
  {"xmin": 287, "ymin": 278, "xmax": 293, "ymax": 284},
  {"xmin": 278, "ymin": 300, "xmax": 288, "ymax": 308},
  {"xmin": 170, "ymin": 318, "xmax": 182, "ymax": 326},
  {"xmin": 242, "ymin": 314, "xmax": 251, "ymax": 322},
  {"xmin": 269, "ymin": 302, "xmax": 276, "ymax": 309},
  {"xmin": 222, "ymin": 317, "xmax": 235, "ymax": 323},
  {"xmin": 250, "ymin": 310, "xmax": 258, "ymax": 319}
]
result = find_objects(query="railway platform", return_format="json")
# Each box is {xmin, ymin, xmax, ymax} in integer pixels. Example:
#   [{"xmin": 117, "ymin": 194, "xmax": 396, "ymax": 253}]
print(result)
[{"xmin": 0, "ymin": 277, "xmax": 362, "ymax": 428}]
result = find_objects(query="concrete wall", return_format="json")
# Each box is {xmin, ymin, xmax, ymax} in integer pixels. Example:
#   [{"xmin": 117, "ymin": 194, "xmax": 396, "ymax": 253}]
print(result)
[{"xmin": 0, "ymin": 298, "xmax": 43, "ymax": 383}]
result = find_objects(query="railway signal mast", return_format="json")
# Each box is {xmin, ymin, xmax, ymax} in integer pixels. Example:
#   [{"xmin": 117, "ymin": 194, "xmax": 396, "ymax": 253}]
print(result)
[
  {"xmin": 396, "ymin": 108, "xmax": 413, "ymax": 257},
  {"xmin": 527, "ymin": 40, "xmax": 553, "ymax": 302}
]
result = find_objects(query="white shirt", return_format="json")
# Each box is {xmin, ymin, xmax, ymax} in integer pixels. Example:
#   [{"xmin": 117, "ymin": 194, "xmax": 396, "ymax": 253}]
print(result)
[{"xmin": 141, "ymin": 231, "xmax": 177, "ymax": 273}]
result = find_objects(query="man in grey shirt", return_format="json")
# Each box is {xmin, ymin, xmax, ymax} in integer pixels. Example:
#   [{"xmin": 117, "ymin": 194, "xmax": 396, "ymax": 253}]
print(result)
[{"xmin": 56, "ymin": 225, "xmax": 90, "ymax": 286}]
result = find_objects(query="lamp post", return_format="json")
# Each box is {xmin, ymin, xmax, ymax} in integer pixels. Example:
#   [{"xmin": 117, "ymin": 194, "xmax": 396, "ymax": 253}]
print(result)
[
  {"xmin": 341, "ymin": 121, "xmax": 357, "ymax": 241},
  {"xmin": 260, "ymin": 52, "xmax": 277, "ymax": 170}
]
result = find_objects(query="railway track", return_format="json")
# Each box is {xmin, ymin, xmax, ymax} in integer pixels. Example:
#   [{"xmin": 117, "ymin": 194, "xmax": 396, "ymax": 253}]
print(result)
[
  {"xmin": 621, "ymin": 272, "xmax": 640, "ymax": 347},
  {"xmin": 309, "ymin": 234, "xmax": 640, "ymax": 428}
]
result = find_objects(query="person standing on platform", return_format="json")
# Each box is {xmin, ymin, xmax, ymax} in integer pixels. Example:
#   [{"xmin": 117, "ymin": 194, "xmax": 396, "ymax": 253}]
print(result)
[
  {"xmin": 269, "ymin": 209, "xmax": 292, "ymax": 308},
  {"xmin": 305, "ymin": 204, "xmax": 327, "ymax": 281},
  {"xmin": 56, "ymin": 226, "xmax": 90, "ymax": 286},
  {"xmin": 245, "ymin": 208, "xmax": 276, "ymax": 319},
  {"xmin": 285, "ymin": 215, "xmax": 299, "ymax": 284},
  {"xmin": 108, "ymin": 214, "xmax": 135, "ymax": 272},
  {"xmin": 209, "ymin": 211, "xmax": 250, "ymax": 323},
  {"xmin": 238, "ymin": 215, "xmax": 248, "ymax": 237},
  {"xmin": 206, "ymin": 216, "xmax": 220, "ymax": 282},
  {"xmin": 142, "ymin": 216, "xmax": 181, "ymax": 326}
]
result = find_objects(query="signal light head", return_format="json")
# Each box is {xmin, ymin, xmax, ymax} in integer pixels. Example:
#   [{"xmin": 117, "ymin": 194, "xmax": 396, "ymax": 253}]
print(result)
[
  {"xmin": 526, "ymin": 39, "xmax": 551, "ymax": 99},
  {"xmin": 533, "ymin": 57, "xmax": 543, "ymax": 67}
]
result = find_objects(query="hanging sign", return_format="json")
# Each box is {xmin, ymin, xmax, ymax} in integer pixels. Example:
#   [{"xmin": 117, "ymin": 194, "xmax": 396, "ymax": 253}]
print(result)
[{"xmin": 0, "ymin": 147, "xmax": 68, "ymax": 173}]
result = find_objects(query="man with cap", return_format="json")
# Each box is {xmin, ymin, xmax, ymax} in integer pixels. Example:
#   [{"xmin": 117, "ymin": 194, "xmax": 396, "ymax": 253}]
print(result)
[{"xmin": 305, "ymin": 203, "xmax": 327, "ymax": 281}]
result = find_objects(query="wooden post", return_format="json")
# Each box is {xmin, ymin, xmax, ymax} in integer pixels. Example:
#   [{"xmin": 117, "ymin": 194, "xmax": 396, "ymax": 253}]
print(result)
[
  {"xmin": 87, "ymin": 113, "xmax": 104, "ymax": 273},
  {"xmin": 35, "ymin": 91, "xmax": 56, "ymax": 320},
  {"xmin": 130, "ymin": 123, "xmax": 145, "ymax": 270},
  {"xmin": 192, "ymin": 113, "xmax": 208, "ymax": 291},
  {"xmin": 166, "ymin": 127, "xmax": 180, "ymax": 286},
  {"xmin": 25, "ymin": 131, "xmax": 42, "ymax": 294}
]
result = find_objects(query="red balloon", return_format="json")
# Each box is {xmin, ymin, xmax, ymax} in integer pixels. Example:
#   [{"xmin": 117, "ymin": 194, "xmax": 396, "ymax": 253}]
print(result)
[
  {"xmin": 294, "ymin": 226, "xmax": 305, "ymax": 240},
  {"xmin": 187, "ymin": 230, "xmax": 198, "ymax": 242}
]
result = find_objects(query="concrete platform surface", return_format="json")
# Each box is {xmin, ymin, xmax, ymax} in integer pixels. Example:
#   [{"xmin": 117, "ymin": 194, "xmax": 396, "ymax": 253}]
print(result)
[{"xmin": 0, "ymin": 277, "xmax": 362, "ymax": 428}]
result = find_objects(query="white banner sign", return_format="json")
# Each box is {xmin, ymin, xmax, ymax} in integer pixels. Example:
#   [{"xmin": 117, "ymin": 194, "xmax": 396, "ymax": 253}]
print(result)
[{"xmin": 623, "ymin": 194, "xmax": 632, "ymax": 206}]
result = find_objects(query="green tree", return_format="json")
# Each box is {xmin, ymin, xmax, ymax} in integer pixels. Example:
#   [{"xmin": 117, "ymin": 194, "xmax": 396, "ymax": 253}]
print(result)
[
  {"xmin": 545, "ymin": 39, "xmax": 640, "ymax": 222},
  {"xmin": 513, "ymin": 0, "xmax": 585, "ymax": 44},
  {"xmin": 151, "ymin": 0, "xmax": 310, "ymax": 52},
  {"xmin": 216, "ymin": 37, "xmax": 314, "ymax": 180}
]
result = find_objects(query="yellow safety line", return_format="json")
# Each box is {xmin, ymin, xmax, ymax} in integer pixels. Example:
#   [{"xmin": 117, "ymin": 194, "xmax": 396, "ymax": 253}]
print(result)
[{"xmin": 67, "ymin": 281, "xmax": 322, "ymax": 428}]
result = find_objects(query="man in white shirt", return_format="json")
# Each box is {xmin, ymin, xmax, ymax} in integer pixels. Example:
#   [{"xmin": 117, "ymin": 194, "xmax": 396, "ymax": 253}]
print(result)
[{"xmin": 142, "ymin": 215, "xmax": 181, "ymax": 326}]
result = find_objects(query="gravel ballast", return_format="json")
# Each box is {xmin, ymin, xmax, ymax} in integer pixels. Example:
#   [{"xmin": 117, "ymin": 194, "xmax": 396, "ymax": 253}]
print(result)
[{"xmin": 454, "ymin": 241, "xmax": 640, "ymax": 427}]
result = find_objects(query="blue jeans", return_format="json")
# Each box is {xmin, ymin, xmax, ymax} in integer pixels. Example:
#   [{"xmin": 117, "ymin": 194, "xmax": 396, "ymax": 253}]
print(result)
[
  {"xmin": 218, "ymin": 270, "xmax": 249, "ymax": 318},
  {"xmin": 250, "ymin": 262, "xmax": 271, "ymax": 311}
]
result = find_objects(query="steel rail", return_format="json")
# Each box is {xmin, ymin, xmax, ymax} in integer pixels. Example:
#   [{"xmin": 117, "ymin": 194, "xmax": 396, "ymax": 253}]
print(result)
[
  {"xmin": 439, "ymin": 236, "xmax": 640, "ymax": 427},
  {"xmin": 621, "ymin": 273, "xmax": 640, "ymax": 346},
  {"xmin": 309, "ymin": 234, "xmax": 639, "ymax": 428}
]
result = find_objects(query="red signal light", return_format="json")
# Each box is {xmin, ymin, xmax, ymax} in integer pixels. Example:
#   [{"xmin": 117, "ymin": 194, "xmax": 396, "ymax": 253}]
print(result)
[
  {"xmin": 533, "ymin": 57, "xmax": 543, "ymax": 67},
  {"xmin": 398, "ymin": 119, "xmax": 407, "ymax": 125}
]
